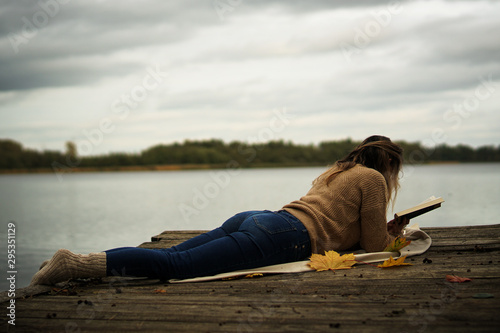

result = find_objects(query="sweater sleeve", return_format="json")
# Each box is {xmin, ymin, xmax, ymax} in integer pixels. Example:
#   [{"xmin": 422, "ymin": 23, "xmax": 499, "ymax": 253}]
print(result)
[{"xmin": 358, "ymin": 175, "xmax": 395, "ymax": 252}]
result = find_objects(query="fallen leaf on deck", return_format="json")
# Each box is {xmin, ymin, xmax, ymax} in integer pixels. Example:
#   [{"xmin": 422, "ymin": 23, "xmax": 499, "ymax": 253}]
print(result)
[
  {"xmin": 377, "ymin": 256, "xmax": 413, "ymax": 268},
  {"xmin": 384, "ymin": 236, "xmax": 411, "ymax": 252},
  {"xmin": 221, "ymin": 276, "xmax": 238, "ymax": 281},
  {"xmin": 445, "ymin": 275, "xmax": 472, "ymax": 283},
  {"xmin": 308, "ymin": 251, "xmax": 356, "ymax": 272},
  {"xmin": 244, "ymin": 273, "xmax": 264, "ymax": 278},
  {"xmin": 154, "ymin": 289, "xmax": 167, "ymax": 293}
]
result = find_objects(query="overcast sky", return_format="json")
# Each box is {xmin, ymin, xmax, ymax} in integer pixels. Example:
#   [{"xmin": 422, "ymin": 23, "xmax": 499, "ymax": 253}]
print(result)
[{"xmin": 1, "ymin": 0, "xmax": 499, "ymax": 156}]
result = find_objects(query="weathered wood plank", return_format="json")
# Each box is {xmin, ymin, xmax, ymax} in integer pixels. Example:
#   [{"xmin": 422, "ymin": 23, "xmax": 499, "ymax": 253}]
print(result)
[{"xmin": 150, "ymin": 230, "xmax": 207, "ymax": 242}]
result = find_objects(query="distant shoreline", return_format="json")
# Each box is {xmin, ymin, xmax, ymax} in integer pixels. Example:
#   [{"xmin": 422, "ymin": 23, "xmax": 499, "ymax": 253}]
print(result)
[
  {"xmin": 0, "ymin": 160, "xmax": 493, "ymax": 175},
  {"xmin": 0, "ymin": 163, "xmax": 320, "ymax": 175},
  {"xmin": 3, "ymin": 138, "xmax": 498, "ymax": 173},
  {"xmin": 0, "ymin": 164, "xmax": 220, "ymax": 175}
]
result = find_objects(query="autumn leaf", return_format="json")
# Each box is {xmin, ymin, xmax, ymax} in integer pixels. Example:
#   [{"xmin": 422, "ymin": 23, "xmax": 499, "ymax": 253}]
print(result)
[
  {"xmin": 446, "ymin": 275, "xmax": 472, "ymax": 283},
  {"xmin": 244, "ymin": 273, "xmax": 264, "ymax": 278},
  {"xmin": 308, "ymin": 251, "xmax": 356, "ymax": 272},
  {"xmin": 377, "ymin": 255, "xmax": 413, "ymax": 268},
  {"xmin": 154, "ymin": 289, "xmax": 167, "ymax": 293},
  {"xmin": 384, "ymin": 236, "xmax": 411, "ymax": 252},
  {"xmin": 222, "ymin": 273, "xmax": 264, "ymax": 281}
]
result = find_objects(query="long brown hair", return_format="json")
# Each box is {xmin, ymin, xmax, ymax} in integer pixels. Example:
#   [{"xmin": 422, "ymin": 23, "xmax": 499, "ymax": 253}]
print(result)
[{"xmin": 315, "ymin": 135, "xmax": 404, "ymax": 210}]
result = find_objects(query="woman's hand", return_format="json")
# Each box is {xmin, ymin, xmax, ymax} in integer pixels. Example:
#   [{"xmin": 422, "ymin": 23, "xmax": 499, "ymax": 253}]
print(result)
[{"xmin": 387, "ymin": 216, "xmax": 409, "ymax": 236}]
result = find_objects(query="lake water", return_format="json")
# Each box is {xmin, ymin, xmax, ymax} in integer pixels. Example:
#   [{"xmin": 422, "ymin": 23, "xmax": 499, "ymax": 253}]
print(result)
[{"xmin": 1, "ymin": 163, "xmax": 499, "ymax": 290}]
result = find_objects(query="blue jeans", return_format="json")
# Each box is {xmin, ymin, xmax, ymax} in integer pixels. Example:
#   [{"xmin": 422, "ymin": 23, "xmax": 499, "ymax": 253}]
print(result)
[{"xmin": 105, "ymin": 210, "xmax": 311, "ymax": 280}]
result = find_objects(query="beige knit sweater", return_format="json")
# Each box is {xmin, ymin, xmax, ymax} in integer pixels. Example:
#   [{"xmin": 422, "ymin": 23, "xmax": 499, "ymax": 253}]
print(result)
[{"xmin": 283, "ymin": 164, "xmax": 395, "ymax": 254}]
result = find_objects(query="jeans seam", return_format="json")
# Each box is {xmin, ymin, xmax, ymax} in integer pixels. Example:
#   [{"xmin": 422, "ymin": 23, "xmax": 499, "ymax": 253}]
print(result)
[{"xmin": 253, "ymin": 214, "xmax": 297, "ymax": 235}]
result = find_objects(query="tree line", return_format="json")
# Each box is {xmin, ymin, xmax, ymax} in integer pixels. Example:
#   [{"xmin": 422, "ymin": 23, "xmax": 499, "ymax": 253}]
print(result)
[{"xmin": 1, "ymin": 138, "xmax": 499, "ymax": 171}]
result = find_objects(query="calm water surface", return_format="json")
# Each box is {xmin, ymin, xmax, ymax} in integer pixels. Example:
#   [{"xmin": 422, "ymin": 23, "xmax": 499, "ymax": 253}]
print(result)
[{"xmin": 1, "ymin": 163, "xmax": 499, "ymax": 289}]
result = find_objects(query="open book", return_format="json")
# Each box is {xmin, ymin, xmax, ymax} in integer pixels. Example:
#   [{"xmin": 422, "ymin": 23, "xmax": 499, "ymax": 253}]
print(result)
[{"xmin": 395, "ymin": 196, "xmax": 444, "ymax": 220}]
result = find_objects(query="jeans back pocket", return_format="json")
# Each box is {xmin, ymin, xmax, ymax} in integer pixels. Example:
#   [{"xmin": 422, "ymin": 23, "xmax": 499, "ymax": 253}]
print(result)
[{"xmin": 253, "ymin": 212, "xmax": 297, "ymax": 235}]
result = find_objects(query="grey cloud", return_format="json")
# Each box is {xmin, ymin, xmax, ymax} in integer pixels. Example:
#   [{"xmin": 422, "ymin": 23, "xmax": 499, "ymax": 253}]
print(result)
[
  {"xmin": 1, "ymin": 0, "xmax": 499, "ymax": 150},
  {"xmin": 0, "ymin": 57, "xmax": 142, "ymax": 91},
  {"xmin": 0, "ymin": 1, "xmax": 215, "ymax": 38},
  {"xmin": 400, "ymin": 13, "xmax": 500, "ymax": 67},
  {"xmin": 237, "ymin": 0, "xmax": 410, "ymax": 14},
  {"xmin": 3, "ymin": 0, "xmax": 497, "ymax": 93},
  {"xmin": 0, "ymin": 1, "xmax": 216, "ymax": 91}
]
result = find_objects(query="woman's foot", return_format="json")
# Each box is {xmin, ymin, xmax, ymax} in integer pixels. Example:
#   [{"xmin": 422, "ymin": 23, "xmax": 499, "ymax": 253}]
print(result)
[
  {"xmin": 39, "ymin": 260, "xmax": 49, "ymax": 270},
  {"xmin": 30, "ymin": 249, "xmax": 106, "ymax": 286}
]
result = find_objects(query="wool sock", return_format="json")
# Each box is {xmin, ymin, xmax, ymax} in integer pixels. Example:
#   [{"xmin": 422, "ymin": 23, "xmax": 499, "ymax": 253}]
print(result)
[
  {"xmin": 30, "ymin": 249, "xmax": 107, "ymax": 286},
  {"xmin": 39, "ymin": 260, "xmax": 49, "ymax": 270}
]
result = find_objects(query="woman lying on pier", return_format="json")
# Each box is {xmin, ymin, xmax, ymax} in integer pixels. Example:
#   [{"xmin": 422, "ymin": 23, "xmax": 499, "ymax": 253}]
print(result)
[{"xmin": 31, "ymin": 135, "xmax": 408, "ymax": 285}]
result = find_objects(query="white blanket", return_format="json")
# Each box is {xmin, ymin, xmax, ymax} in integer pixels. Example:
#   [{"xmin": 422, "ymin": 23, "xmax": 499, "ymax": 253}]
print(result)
[{"xmin": 169, "ymin": 224, "xmax": 431, "ymax": 283}]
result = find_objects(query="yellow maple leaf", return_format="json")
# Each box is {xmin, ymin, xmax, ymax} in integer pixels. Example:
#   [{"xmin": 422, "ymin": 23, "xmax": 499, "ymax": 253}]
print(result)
[
  {"xmin": 308, "ymin": 251, "xmax": 356, "ymax": 272},
  {"xmin": 383, "ymin": 236, "xmax": 411, "ymax": 252},
  {"xmin": 244, "ymin": 273, "xmax": 264, "ymax": 278},
  {"xmin": 377, "ymin": 255, "xmax": 413, "ymax": 268},
  {"xmin": 154, "ymin": 289, "xmax": 167, "ymax": 293}
]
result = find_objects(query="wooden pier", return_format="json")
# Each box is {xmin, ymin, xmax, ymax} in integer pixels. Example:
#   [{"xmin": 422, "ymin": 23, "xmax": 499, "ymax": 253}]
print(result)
[{"xmin": 2, "ymin": 224, "xmax": 500, "ymax": 332}]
